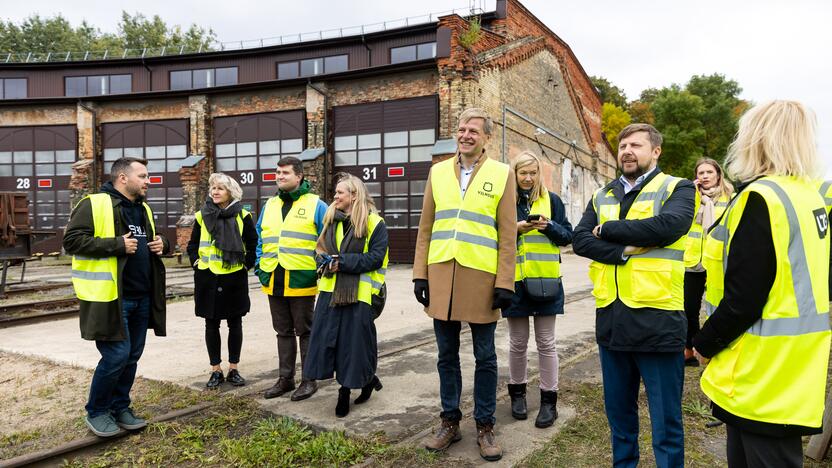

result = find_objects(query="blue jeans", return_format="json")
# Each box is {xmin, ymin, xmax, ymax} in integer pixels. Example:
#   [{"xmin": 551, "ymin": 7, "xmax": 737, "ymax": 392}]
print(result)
[
  {"xmin": 433, "ymin": 319, "xmax": 498, "ymax": 425},
  {"xmin": 598, "ymin": 345, "xmax": 685, "ymax": 468},
  {"xmin": 86, "ymin": 297, "xmax": 151, "ymax": 418}
]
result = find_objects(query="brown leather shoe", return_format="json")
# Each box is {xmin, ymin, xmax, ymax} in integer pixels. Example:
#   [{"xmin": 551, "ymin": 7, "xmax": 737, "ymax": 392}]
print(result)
[
  {"xmin": 476, "ymin": 422, "xmax": 502, "ymax": 461},
  {"xmin": 263, "ymin": 376, "xmax": 295, "ymax": 399},
  {"xmin": 423, "ymin": 419, "xmax": 462, "ymax": 452},
  {"xmin": 290, "ymin": 380, "xmax": 318, "ymax": 401}
]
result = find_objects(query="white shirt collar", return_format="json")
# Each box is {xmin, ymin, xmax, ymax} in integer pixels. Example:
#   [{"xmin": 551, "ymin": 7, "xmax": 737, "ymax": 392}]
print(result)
[{"xmin": 619, "ymin": 166, "xmax": 658, "ymax": 194}]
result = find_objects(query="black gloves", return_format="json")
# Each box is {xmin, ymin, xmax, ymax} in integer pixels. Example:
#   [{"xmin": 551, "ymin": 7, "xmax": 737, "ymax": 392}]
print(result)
[
  {"xmin": 492, "ymin": 287, "xmax": 514, "ymax": 310},
  {"xmin": 414, "ymin": 279, "xmax": 430, "ymax": 307}
]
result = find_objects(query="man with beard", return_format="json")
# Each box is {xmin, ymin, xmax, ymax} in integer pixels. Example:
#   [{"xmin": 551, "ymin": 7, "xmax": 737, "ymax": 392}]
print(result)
[
  {"xmin": 572, "ymin": 124, "xmax": 695, "ymax": 468},
  {"xmin": 64, "ymin": 157, "xmax": 169, "ymax": 437}
]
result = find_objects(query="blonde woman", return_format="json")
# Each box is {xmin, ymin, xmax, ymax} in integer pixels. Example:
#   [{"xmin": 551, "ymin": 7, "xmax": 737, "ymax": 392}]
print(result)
[
  {"xmin": 506, "ymin": 151, "xmax": 573, "ymax": 428},
  {"xmin": 303, "ymin": 174, "xmax": 389, "ymax": 418},
  {"xmin": 693, "ymin": 101, "xmax": 830, "ymax": 467},
  {"xmin": 187, "ymin": 173, "xmax": 257, "ymax": 389},
  {"xmin": 682, "ymin": 158, "xmax": 733, "ymax": 366}
]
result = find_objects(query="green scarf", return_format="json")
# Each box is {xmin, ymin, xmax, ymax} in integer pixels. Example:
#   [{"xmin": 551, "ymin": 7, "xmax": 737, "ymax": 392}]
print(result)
[{"xmin": 279, "ymin": 179, "xmax": 311, "ymax": 202}]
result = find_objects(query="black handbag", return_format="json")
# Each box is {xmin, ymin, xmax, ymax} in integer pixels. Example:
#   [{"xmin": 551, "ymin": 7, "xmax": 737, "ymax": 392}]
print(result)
[
  {"xmin": 371, "ymin": 283, "xmax": 387, "ymax": 319},
  {"xmin": 523, "ymin": 277, "xmax": 561, "ymax": 301}
]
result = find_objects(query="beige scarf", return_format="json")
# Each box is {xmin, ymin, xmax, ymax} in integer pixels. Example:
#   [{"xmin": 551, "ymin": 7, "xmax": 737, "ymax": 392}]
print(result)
[{"xmin": 696, "ymin": 185, "xmax": 722, "ymax": 230}]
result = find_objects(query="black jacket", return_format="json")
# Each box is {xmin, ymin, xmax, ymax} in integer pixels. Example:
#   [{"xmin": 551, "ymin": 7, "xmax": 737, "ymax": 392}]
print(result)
[
  {"xmin": 186, "ymin": 212, "xmax": 258, "ymax": 320},
  {"xmin": 693, "ymin": 187, "xmax": 832, "ymax": 437},
  {"xmin": 572, "ymin": 169, "xmax": 695, "ymax": 352},
  {"xmin": 503, "ymin": 190, "xmax": 573, "ymax": 317},
  {"xmin": 63, "ymin": 186, "xmax": 171, "ymax": 341}
]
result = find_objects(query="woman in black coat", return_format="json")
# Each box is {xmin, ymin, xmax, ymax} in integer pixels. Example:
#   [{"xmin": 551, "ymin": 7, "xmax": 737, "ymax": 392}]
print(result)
[{"xmin": 187, "ymin": 173, "xmax": 257, "ymax": 389}]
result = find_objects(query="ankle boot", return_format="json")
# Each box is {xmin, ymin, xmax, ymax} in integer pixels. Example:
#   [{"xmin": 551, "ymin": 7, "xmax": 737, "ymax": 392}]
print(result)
[
  {"xmin": 507, "ymin": 383, "xmax": 527, "ymax": 420},
  {"xmin": 535, "ymin": 389, "xmax": 558, "ymax": 428},
  {"xmin": 354, "ymin": 375, "xmax": 383, "ymax": 404},
  {"xmin": 335, "ymin": 387, "xmax": 351, "ymax": 417}
]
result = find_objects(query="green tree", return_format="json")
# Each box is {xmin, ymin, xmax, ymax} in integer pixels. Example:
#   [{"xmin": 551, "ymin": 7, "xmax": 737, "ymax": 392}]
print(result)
[
  {"xmin": 685, "ymin": 73, "xmax": 745, "ymax": 162},
  {"xmin": 651, "ymin": 85, "xmax": 707, "ymax": 178},
  {"xmin": 591, "ymin": 75, "xmax": 628, "ymax": 109},
  {"xmin": 601, "ymin": 102, "xmax": 632, "ymax": 151},
  {"xmin": 117, "ymin": 12, "xmax": 215, "ymax": 51}
]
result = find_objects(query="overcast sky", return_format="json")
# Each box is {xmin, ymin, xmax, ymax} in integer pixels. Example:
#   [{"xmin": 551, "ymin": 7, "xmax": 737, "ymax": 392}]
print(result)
[{"xmin": 4, "ymin": 0, "xmax": 831, "ymax": 175}]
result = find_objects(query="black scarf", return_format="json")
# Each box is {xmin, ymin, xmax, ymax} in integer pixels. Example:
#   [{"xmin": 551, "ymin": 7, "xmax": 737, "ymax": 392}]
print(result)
[
  {"xmin": 320, "ymin": 210, "xmax": 366, "ymax": 307},
  {"xmin": 200, "ymin": 198, "xmax": 245, "ymax": 269}
]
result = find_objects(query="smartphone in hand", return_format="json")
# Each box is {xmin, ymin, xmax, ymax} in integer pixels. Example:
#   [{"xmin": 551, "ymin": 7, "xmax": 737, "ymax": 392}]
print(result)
[{"xmin": 526, "ymin": 214, "xmax": 542, "ymax": 222}]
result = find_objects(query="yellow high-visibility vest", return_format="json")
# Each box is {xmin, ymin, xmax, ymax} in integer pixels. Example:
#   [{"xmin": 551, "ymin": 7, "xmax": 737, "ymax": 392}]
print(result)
[
  {"xmin": 195, "ymin": 208, "xmax": 250, "ymax": 275},
  {"xmin": 318, "ymin": 212, "xmax": 389, "ymax": 306},
  {"xmin": 700, "ymin": 175, "xmax": 830, "ymax": 428},
  {"xmin": 259, "ymin": 193, "xmax": 319, "ymax": 272},
  {"xmin": 588, "ymin": 172, "xmax": 688, "ymax": 310},
  {"xmin": 515, "ymin": 194, "xmax": 561, "ymax": 281},
  {"xmin": 427, "ymin": 157, "xmax": 509, "ymax": 274},
  {"xmin": 683, "ymin": 191, "xmax": 731, "ymax": 268},
  {"xmin": 71, "ymin": 193, "xmax": 156, "ymax": 302}
]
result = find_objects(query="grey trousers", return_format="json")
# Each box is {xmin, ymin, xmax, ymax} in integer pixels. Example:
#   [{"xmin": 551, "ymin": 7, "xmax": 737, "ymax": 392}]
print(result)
[
  {"xmin": 268, "ymin": 295, "xmax": 315, "ymax": 380},
  {"xmin": 726, "ymin": 424, "xmax": 803, "ymax": 468}
]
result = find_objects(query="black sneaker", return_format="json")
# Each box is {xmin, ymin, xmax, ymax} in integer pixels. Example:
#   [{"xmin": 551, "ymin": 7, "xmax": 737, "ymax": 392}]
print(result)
[
  {"xmin": 227, "ymin": 369, "xmax": 246, "ymax": 386},
  {"xmin": 206, "ymin": 370, "xmax": 224, "ymax": 389}
]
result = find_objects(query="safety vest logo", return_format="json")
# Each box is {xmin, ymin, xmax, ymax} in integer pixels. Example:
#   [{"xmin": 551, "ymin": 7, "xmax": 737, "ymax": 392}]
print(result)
[
  {"xmin": 813, "ymin": 208, "xmax": 829, "ymax": 239},
  {"xmin": 478, "ymin": 181, "xmax": 496, "ymax": 199}
]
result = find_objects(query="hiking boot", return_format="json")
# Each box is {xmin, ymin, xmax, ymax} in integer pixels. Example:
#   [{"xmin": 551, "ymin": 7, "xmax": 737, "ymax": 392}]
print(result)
[
  {"xmin": 206, "ymin": 370, "xmax": 224, "ymax": 389},
  {"xmin": 227, "ymin": 369, "xmax": 246, "ymax": 387},
  {"xmin": 85, "ymin": 413, "xmax": 120, "ymax": 437},
  {"xmin": 476, "ymin": 422, "xmax": 503, "ymax": 461},
  {"xmin": 507, "ymin": 383, "xmax": 527, "ymax": 420},
  {"xmin": 114, "ymin": 408, "xmax": 147, "ymax": 430},
  {"xmin": 290, "ymin": 380, "xmax": 318, "ymax": 401},
  {"xmin": 423, "ymin": 418, "xmax": 462, "ymax": 452},
  {"xmin": 264, "ymin": 376, "xmax": 295, "ymax": 399},
  {"xmin": 535, "ymin": 390, "xmax": 558, "ymax": 428}
]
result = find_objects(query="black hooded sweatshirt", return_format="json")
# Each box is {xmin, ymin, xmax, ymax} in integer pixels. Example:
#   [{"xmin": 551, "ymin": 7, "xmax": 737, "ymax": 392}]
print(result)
[{"xmin": 101, "ymin": 182, "xmax": 151, "ymax": 299}]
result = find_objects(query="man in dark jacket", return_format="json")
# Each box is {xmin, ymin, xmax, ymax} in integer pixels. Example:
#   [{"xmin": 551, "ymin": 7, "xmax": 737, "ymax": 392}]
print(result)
[
  {"xmin": 63, "ymin": 157, "xmax": 169, "ymax": 438},
  {"xmin": 573, "ymin": 124, "xmax": 695, "ymax": 468}
]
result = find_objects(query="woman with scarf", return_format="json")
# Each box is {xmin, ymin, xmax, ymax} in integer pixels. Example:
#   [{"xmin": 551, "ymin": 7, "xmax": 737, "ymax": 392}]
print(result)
[
  {"xmin": 505, "ymin": 151, "xmax": 573, "ymax": 428},
  {"xmin": 303, "ymin": 174, "xmax": 388, "ymax": 417},
  {"xmin": 682, "ymin": 158, "xmax": 733, "ymax": 365},
  {"xmin": 187, "ymin": 173, "xmax": 258, "ymax": 388}
]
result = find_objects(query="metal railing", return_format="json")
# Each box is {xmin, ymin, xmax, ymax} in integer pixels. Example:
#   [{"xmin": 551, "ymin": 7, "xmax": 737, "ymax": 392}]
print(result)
[{"xmin": 1, "ymin": 2, "xmax": 492, "ymax": 64}]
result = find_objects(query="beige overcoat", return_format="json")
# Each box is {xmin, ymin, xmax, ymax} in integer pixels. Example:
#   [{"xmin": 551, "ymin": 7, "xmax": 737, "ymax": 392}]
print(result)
[{"xmin": 412, "ymin": 154, "xmax": 517, "ymax": 323}]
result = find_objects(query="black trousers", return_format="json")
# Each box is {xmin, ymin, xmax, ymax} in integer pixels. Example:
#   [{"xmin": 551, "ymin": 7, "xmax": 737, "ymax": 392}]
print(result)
[
  {"xmin": 726, "ymin": 424, "xmax": 803, "ymax": 468},
  {"xmin": 268, "ymin": 295, "xmax": 315, "ymax": 379},
  {"xmin": 683, "ymin": 271, "xmax": 707, "ymax": 348},
  {"xmin": 205, "ymin": 316, "xmax": 243, "ymax": 366}
]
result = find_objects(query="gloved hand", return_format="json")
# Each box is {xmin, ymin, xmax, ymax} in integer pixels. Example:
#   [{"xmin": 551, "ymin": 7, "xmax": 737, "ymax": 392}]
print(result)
[
  {"xmin": 413, "ymin": 279, "xmax": 430, "ymax": 307},
  {"xmin": 491, "ymin": 287, "xmax": 514, "ymax": 310},
  {"xmin": 254, "ymin": 266, "xmax": 272, "ymax": 286}
]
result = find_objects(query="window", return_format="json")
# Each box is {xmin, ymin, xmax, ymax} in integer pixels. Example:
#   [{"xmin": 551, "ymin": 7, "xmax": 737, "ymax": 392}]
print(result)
[
  {"xmin": 169, "ymin": 67, "xmax": 238, "ymax": 90},
  {"xmin": 277, "ymin": 54, "xmax": 348, "ymax": 80},
  {"xmin": 390, "ymin": 42, "xmax": 437, "ymax": 64},
  {"xmin": 64, "ymin": 75, "xmax": 131, "ymax": 97},
  {"xmin": 0, "ymin": 78, "xmax": 27, "ymax": 99}
]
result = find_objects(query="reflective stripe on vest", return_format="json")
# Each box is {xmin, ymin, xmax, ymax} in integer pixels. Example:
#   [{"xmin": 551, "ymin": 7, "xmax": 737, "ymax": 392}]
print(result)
[
  {"xmin": 259, "ymin": 193, "xmax": 319, "ymax": 272},
  {"xmin": 684, "ymin": 191, "xmax": 731, "ymax": 268},
  {"xmin": 71, "ymin": 193, "xmax": 156, "ymax": 302},
  {"xmin": 700, "ymin": 176, "xmax": 830, "ymax": 428},
  {"xmin": 427, "ymin": 157, "xmax": 509, "ymax": 274},
  {"xmin": 588, "ymin": 172, "xmax": 688, "ymax": 310},
  {"xmin": 515, "ymin": 194, "xmax": 561, "ymax": 281},
  {"xmin": 195, "ymin": 209, "xmax": 249, "ymax": 275},
  {"xmin": 318, "ymin": 212, "xmax": 389, "ymax": 306}
]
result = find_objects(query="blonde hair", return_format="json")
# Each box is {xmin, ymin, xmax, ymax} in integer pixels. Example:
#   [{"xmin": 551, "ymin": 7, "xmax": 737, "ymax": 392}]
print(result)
[
  {"xmin": 693, "ymin": 157, "xmax": 734, "ymax": 198},
  {"xmin": 208, "ymin": 172, "xmax": 243, "ymax": 202},
  {"xmin": 511, "ymin": 150, "xmax": 548, "ymax": 203},
  {"xmin": 458, "ymin": 108, "xmax": 493, "ymax": 135},
  {"xmin": 322, "ymin": 173, "xmax": 377, "ymax": 238},
  {"xmin": 725, "ymin": 100, "xmax": 821, "ymax": 182}
]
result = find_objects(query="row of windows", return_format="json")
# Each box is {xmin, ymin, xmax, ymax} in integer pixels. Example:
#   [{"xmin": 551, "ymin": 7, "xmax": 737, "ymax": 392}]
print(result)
[
  {"xmin": 277, "ymin": 55, "xmax": 348, "ymax": 80},
  {"xmin": 0, "ymin": 150, "xmax": 76, "ymax": 177},
  {"xmin": 215, "ymin": 138, "xmax": 303, "ymax": 172},
  {"xmin": 103, "ymin": 145, "xmax": 188, "ymax": 173},
  {"xmin": 0, "ymin": 78, "xmax": 27, "ymax": 99},
  {"xmin": 170, "ymin": 67, "xmax": 238, "ymax": 91},
  {"xmin": 391, "ymin": 42, "xmax": 437, "ymax": 64},
  {"xmin": 333, "ymin": 128, "xmax": 435, "ymax": 166},
  {"xmin": 65, "ymin": 74, "xmax": 132, "ymax": 97}
]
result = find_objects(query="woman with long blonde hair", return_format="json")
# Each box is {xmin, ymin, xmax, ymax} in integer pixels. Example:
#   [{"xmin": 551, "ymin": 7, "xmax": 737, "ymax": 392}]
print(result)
[
  {"xmin": 693, "ymin": 101, "xmax": 830, "ymax": 467},
  {"xmin": 504, "ymin": 151, "xmax": 573, "ymax": 428},
  {"xmin": 303, "ymin": 174, "xmax": 389, "ymax": 417}
]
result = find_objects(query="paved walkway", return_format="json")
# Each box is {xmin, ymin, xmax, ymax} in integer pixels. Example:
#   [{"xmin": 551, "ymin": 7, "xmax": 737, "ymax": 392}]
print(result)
[{"xmin": 0, "ymin": 253, "xmax": 597, "ymax": 466}]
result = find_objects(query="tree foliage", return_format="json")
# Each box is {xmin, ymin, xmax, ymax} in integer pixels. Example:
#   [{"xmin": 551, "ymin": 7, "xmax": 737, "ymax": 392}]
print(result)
[
  {"xmin": 0, "ymin": 12, "xmax": 215, "ymax": 54},
  {"xmin": 601, "ymin": 103, "xmax": 632, "ymax": 151},
  {"xmin": 591, "ymin": 75, "xmax": 628, "ymax": 109}
]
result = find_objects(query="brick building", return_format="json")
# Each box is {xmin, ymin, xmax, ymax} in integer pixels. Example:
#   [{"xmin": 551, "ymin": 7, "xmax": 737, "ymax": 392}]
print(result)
[{"xmin": 0, "ymin": 0, "xmax": 615, "ymax": 262}]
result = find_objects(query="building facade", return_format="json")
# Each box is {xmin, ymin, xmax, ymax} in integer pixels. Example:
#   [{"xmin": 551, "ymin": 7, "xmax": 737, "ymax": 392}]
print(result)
[{"xmin": 0, "ymin": 0, "xmax": 615, "ymax": 261}]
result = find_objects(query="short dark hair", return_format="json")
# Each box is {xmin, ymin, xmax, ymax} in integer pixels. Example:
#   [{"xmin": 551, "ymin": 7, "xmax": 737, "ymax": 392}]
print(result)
[
  {"xmin": 110, "ymin": 157, "xmax": 148, "ymax": 181},
  {"xmin": 617, "ymin": 123, "xmax": 663, "ymax": 148},
  {"xmin": 277, "ymin": 156, "xmax": 304, "ymax": 176}
]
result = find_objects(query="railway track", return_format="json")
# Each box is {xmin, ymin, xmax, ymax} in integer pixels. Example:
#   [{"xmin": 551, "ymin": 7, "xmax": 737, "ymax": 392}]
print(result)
[{"xmin": 0, "ymin": 282, "xmax": 72, "ymax": 298}]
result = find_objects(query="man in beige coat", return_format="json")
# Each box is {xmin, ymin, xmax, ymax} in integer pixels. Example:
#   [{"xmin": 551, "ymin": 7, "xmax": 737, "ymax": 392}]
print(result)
[{"xmin": 413, "ymin": 108, "xmax": 517, "ymax": 462}]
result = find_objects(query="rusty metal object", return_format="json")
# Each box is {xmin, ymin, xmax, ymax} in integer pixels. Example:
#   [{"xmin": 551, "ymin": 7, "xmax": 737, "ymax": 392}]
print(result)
[{"xmin": 1, "ymin": 192, "xmax": 58, "ymax": 294}]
